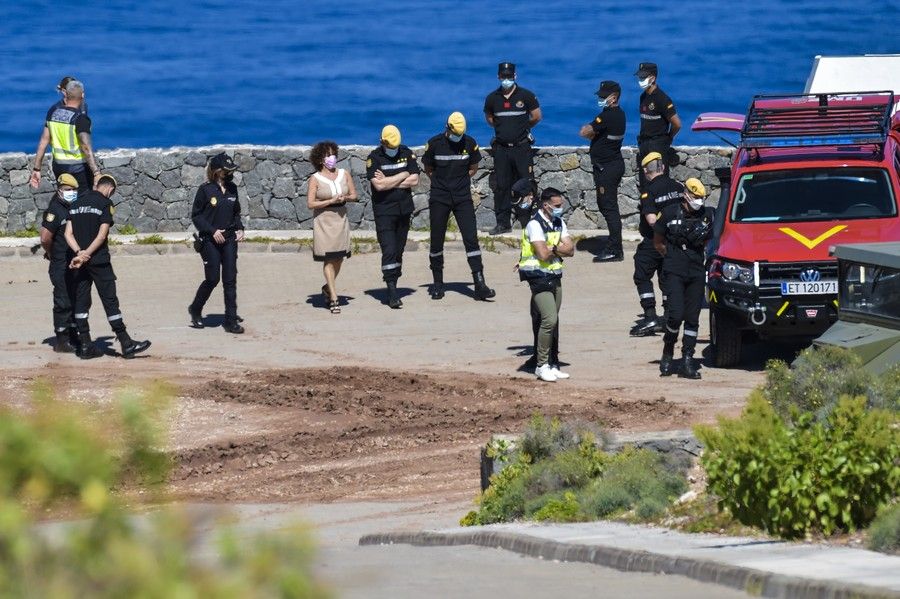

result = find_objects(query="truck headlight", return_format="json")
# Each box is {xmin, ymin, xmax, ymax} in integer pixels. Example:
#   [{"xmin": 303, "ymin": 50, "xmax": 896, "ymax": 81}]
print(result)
[{"xmin": 722, "ymin": 261, "xmax": 753, "ymax": 284}]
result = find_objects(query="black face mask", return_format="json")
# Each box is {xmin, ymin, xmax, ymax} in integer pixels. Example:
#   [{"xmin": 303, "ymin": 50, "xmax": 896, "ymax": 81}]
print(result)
[{"xmin": 224, "ymin": 172, "xmax": 235, "ymax": 183}]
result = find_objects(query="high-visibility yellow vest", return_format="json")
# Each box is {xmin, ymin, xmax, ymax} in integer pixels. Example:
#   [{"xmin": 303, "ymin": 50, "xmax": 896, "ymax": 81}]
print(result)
[
  {"xmin": 47, "ymin": 106, "xmax": 85, "ymax": 165},
  {"xmin": 519, "ymin": 215, "xmax": 564, "ymax": 280}
]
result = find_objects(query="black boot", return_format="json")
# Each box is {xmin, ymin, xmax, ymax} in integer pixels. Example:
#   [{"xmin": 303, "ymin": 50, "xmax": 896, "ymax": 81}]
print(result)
[
  {"xmin": 630, "ymin": 312, "xmax": 659, "ymax": 337},
  {"xmin": 53, "ymin": 331, "xmax": 76, "ymax": 353},
  {"xmin": 188, "ymin": 305, "xmax": 203, "ymax": 328},
  {"xmin": 223, "ymin": 321, "xmax": 245, "ymax": 334},
  {"xmin": 430, "ymin": 271, "xmax": 445, "ymax": 300},
  {"xmin": 472, "ymin": 271, "xmax": 496, "ymax": 300},
  {"xmin": 118, "ymin": 331, "xmax": 151, "ymax": 359},
  {"xmin": 386, "ymin": 281, "xmax": 402, "ymax": 309},
  {"xmin": 659, "ymin": 341, "xmax": 676, "ymax": 376},
  {"xmin": 680, "ymin": 351, "xmax": 701, "ymax": 379},
  {"xmin": 78, "ymin": 332, "xmax": 103, "ymax": 360}
]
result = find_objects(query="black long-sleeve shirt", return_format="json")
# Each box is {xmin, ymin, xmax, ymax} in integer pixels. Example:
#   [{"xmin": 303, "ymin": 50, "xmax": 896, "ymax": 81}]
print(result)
[{"xmin": 191, "ymin": 180, "xmax": 243, "ymax": 235}]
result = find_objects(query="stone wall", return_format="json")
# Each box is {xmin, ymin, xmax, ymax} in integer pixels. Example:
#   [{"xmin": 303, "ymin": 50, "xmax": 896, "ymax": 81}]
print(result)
[{"xmin": 0, "ymin": 145, "xmax": 733, "ymax": 234}]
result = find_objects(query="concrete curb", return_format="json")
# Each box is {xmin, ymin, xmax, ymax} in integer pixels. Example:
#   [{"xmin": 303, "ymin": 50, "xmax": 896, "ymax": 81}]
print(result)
[{"xmin": 359, "ymin": 530, "xmax": 900, "ymax": 599}]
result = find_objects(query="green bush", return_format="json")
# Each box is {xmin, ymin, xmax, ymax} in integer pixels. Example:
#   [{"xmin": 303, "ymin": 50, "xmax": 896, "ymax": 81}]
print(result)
[
  {"xmin": 868, "ymin": 502, "xmax": 900, "ymax": 554},
  {"xmin": 579, "ymin": 447, "xmax": 687, "ymax": 521},
  {"xmin": 461, "ymin": 417, "xmax": 687, "ymax": 526},
  {"xmin": 117, "ymin": 224, "xmax": 138, "ymax": 235},
  {"xmin": 0, "ymin": 381, "xmax": 330, "ymax": 598},
  {"xmin": 764, "ymin": 346, "xmax": 900, "ymax": 420},
  {"xmin": 697, "ymin": 393, "xmax": 900, "ymax": 539},
  {"xmin": 135, "ymin": 234, "xmax": 167, "ymax": 245}
]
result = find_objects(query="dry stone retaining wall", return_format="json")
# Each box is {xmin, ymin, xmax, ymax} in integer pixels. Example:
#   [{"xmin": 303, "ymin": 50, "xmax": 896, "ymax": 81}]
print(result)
[{"xmin": 0, "ymin": 145, "xmax": 733, "ymax": 234}]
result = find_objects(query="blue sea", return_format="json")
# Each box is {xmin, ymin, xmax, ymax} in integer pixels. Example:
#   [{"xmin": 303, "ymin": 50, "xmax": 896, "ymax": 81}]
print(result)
[{"xmin": 1, "ymin": 0, "xmax": 897, "ymax": 152}]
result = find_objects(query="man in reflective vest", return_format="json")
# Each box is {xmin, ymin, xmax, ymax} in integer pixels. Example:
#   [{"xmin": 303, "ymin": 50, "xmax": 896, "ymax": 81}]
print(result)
[
  {"xmin": 519, "ymin": 187, "xmax": 575, "ymax": 382},
  {"xmin": 30, "ymin": 79, "xmax": 101, "ymax": 193}
]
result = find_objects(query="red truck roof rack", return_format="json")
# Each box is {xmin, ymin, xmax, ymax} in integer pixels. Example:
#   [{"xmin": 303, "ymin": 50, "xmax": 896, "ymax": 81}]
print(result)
[{"xmin": 740, "ymin": 91, "xmax": 894, "ymax": 151}]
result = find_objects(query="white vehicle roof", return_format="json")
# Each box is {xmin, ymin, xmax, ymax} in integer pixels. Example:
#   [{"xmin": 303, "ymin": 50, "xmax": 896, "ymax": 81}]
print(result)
[{"xmin": 805, "ymin": 54, "xmax": 900, "ymax": 114}]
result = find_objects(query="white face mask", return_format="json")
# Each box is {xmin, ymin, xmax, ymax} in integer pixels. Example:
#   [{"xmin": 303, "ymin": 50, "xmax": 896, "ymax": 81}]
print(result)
[
  {"xmin": 687, "ymin": 196, "xmax": 704, "ymax": 211},
  {"xmin": 61, "ymin": 190, "xmax": 78, "ymax": 203},
  {"xmin": 638, "ymin": 77, "xmax": 652, "ymax": 90}
]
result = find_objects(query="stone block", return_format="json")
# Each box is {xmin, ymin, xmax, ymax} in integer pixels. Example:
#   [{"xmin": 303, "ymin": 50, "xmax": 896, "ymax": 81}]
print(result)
[
  {"xmin": 9, "ymin": 198, "xmax": 36, "ymax": 215},
  {"xmin": 158, "ymin": 169, "xmax": 181, "ymax": 189},
  {"xmin": 346, "ymin": 201, "xmax": 365, "ymax": 224},
  {"xmin": 292, "ymin": 196, "xmax": 313, "ymax": 222},
  {"xmin": 142, "ymin": 199, "xmax": 166, "ymax": 220},
  {"xmin": 181, "ymin": 165, "xmax": 206, "ymax": 187},
  {"xmin": 166, "ymin": 202, "xmax": 190, "ymax": 219},
  {"xmin": 106, "ymin": 165, "xmax": 137, "ymax": 186},
  {"xmin": 268, "ymin": 197, "xmax": 296, "ymax": 220},
  {"xmin": 559, "ymin": 153, "xmax": 580, "ymax": 171},
  {"xmin": 0, "ymin": 155, "xmax": 28, "ymax": 170},
  {"xmin": 161, "ymin": 187, "xmax": 189, "ymax": 204},
  {"xmin": 272, "ymin": 177, "xmax": 295, "ymax": 199},
  {"xmin": 133, "ymin": 152, "xmax": 165, "ymax": 176},
  {"xmin": 254, "ymin": 160, "xmax": 280, "ymax": 181},
  {"xmin": 185, "ymin": 151, "xmax": 208, "ymax": 167},
  {"xmin": 135, "ymin": 175, "xmax": 165, "ymax": 201},
  {"xmin": 99, "ymin": 154, "xmax": 133, "ymax": 169},
  {"xmin": 9, "ymin": 170, "xmax": 30, "ymax": 186}
]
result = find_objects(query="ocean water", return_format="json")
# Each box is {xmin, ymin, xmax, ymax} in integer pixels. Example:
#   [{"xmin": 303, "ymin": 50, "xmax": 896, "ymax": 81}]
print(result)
[{"xmin": 1, "ymin": 0, "xmax": 897, "ymax": 152}]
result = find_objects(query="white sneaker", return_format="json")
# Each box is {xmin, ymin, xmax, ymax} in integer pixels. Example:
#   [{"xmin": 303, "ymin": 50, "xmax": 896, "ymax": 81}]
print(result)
[
  {"xmin": 550, "ymin": 366, "xmax": 570, "ymax": 380},
  {"xmin": 535, "ymin": 364, "xmax": 558, "ymax": 382}
]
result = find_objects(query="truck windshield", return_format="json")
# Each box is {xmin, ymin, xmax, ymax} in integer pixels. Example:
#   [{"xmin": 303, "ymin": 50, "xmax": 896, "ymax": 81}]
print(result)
[
  {"xmin": 731, "ymin": 168, "xmax": 896, "ymax": 223},
  {"xmin": 839, "ymin": 261, "xmax": 900, "ymax": 325}
]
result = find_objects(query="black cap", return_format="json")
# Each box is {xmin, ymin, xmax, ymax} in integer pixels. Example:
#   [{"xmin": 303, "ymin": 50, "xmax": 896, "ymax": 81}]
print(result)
[
  {"xmin": 634, "ymin": 62, "xmax": 658, "ymax": 77},
  {"xmin": 511, "ymin": 178, "xmax": 533, "ymax": 197},
  {"xmin": 498, "ymin": 62, "xmax": 516, "ymax": 76},
  {"xmin": 596, "ymin": 80, "xmax": 621, "ymax": 98},
  {"xmin": 209, "ymin": 152, "xmax": 237, "ymax": 171}
]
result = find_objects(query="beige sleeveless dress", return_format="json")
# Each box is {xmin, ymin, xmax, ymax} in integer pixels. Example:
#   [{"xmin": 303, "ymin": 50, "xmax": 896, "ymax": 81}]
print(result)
[{"xmin": 312, "ymin": 169, "xmax": 351, "ymax": 261}]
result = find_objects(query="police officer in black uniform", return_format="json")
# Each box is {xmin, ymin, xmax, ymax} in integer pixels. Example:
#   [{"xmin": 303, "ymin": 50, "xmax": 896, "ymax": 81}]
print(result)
[
  {"xmin": 366, "ymin": 125, "xmax": 420, "ymax": 309},
  {"xmin": 64, "ymin": 174, "xmax": 151, "ymax": 360},
  {"xmin": 631, "ymin": 152, "xmax": 684, "ymax": 337},
  {"xmin": 484, "ymin": 62, "xmax": 542, "ymax": 235},
  {"xmin": 40, "ymin": 173, "xmax": 79, "ymax": 353},
  {"xmin": 654, "ymin": 178, "xmax": 715, "ymax": 379},
  {"xmin": 580, "ymin": 80, "xmax": 626, "ymax": 262},
  {"xmin": 635, "ymin": 62, "xmax": 681, "ymax": 192},
  {"xmin": 189, "ymin": 152, "xmax": 245, "ymax": 333},
  {"xmin": 422, "ymin": 112, "xmax": 496, "ymax": 301}
]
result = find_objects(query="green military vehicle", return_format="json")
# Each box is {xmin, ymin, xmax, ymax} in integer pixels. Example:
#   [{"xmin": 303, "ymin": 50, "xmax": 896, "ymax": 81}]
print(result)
[{"xmin": 812, "ymin": 242, "xmax": 900, "ymax": 374}]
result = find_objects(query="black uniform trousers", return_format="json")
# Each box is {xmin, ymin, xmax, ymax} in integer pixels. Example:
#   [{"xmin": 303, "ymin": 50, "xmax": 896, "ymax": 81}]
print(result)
[
  {"xmin": 592, "ymin": 158, "xmax": 625, "ymax": 255},
  {"xmin": 633, "ymin": 238, "xmax": 667, "ymax": 312},
  {"xmin": 636, "ymin": 137, "xmax": 671, "ymax": 192},
  {"xmin": 191, "ymin": 237, "xmax": 238, "ymax": 323},
  {"xmin": 72, "ymin": 262, "xmax": 126, "ymax": 335},
  {"xmin": 375, "ymin": 213, "xmax": 411, "ymax": 284},
  {"xmin": 429, "ymin": 195, "xmax": 483, "ymax": 274},
  {"xmin": 52, "ymin": 163, "xmax": 93, "ymax": 193},
  {"xmin": 48, "ymin": 259, "xmax": 75, "ymax": 332},
  {"xmin": 492, "ymin": 143, "xmax": 533, "ymax": 228},
  {"xmin": 663, "ymin": 269, "xmax": 705, "ymax": 354}
]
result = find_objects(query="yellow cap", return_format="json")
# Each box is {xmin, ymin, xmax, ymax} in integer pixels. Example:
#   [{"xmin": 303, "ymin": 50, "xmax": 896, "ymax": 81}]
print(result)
[
  {"xmin": 685, "ymin": 178, "xmax": 707, "ymax": 197},
  {"xmin": 447, "ymin": 111, "xmax": 466, "ymax": 135},
  {"xmin": 56, "ymin": 173, "xmax": 78, "ymax": 188},
  {"xmin": 381, "ymin": 125, "xmax": 401, "ymax": 148},
  {"xmin": 640, "ymin": 152, "xmax": 663, "ymax": 167},
  {"xmin": 96, "ymin": 173, "xmax": 118, "ymax": 188}
]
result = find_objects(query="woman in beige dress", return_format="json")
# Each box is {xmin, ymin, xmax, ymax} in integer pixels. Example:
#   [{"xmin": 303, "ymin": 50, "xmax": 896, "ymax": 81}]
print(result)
[{"xmin": 307, "ymin": 141, "xmax": 358, "ymax": 313}]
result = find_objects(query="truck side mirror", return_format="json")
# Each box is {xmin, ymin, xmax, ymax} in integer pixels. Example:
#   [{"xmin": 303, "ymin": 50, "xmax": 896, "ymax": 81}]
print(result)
[{"xmin": 714, "ymin": 167, "xmax": 732, "ymax": 184}]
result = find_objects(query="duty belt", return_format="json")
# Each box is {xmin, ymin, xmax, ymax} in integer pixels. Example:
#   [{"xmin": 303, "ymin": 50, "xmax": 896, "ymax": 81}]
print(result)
[{"xmin": 492, "ymin": 136, "xmax": 531, "ymax": 148}]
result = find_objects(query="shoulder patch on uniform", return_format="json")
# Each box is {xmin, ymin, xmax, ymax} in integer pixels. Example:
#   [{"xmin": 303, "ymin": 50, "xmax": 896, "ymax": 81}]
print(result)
[
  {"xmin": 110, "ymin": 205, "xmax": 116, "ymax": 215},
  {"xmin": 641, "ymin": 193, "xmax": 648, "ymax": 199},
  {"xmin": 366, "ymin": 158, "xmax": 372, "ymax": 168},
  {"xmin": 210, "ymin": 197, "xmax": 218, "ymax": 206},
  {"xmin": 595, "ymin": 117, "xmax": 602, "ymax": 123},
  {"xmin": 46, "ymin": 212, "xmax": 55, "ymax": 222}
]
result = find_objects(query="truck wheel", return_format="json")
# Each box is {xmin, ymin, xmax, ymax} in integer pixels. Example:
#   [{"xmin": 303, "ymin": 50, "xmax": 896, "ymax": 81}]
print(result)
[{"xmin": 711, "ymin": 309, "xmax": 742, "ymax": 367}]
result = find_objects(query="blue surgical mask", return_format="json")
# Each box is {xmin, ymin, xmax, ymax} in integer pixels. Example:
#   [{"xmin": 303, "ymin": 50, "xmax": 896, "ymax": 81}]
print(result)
[
  {"xmin": 597, "ymin": 98, "xmax": 609, "ymax": 110},
  {"xmin": 448, "ymin": 133, "xmax": 463, "ymax": 142},
  {"xmin": 551, "ymin": 207, "xmax": 564, "ymax": 219},
  {"xmin": 62, "ymin": 190, "xmax": 78, "ymax": 203},
  {"xmin": 500, "ymin": 78, "xmax": 515, "ymax": 90},
  {"xmin": 384, "ymin": 146, "xmax": 399, "ymax": 158},
  {"xmin": 638, "ymin": 77, "xmax": 652, "ymax": 90}
]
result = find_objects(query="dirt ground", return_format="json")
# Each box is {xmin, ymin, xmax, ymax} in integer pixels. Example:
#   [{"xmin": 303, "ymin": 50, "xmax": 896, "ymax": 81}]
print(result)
[{"xmin": 0, "ymin": 244, "xmax": 788, "ymax": 504}]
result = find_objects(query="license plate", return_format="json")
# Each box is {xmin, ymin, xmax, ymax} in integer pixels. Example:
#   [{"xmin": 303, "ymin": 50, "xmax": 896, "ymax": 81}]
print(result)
[{"xmin": 780, "ymin": 281, "xmax": 837, "ymax": 295}]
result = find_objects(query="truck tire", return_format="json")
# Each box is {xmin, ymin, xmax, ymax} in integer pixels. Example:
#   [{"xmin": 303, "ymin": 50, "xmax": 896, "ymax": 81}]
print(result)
[{"xmin": 711, "ymin": 308, "xmax": 742, "ymax": 367}]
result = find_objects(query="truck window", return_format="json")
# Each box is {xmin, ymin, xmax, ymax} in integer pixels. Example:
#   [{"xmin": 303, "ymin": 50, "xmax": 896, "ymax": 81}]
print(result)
[{"xmin": 731, "ymin": 168, "xmax": 897, "ymax": 223}]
